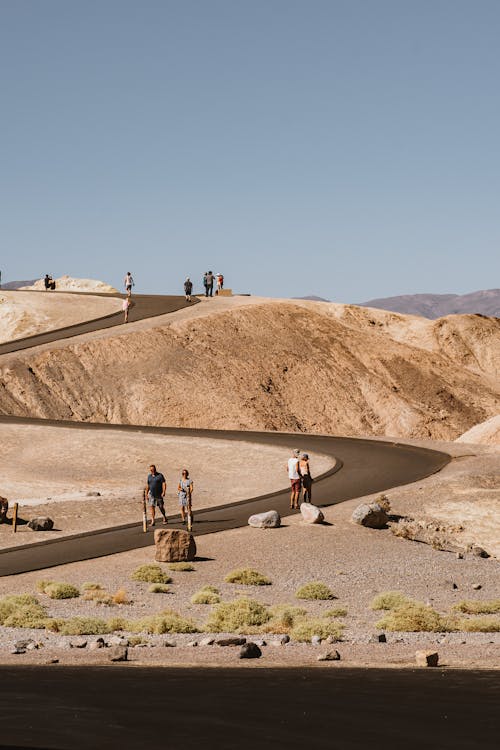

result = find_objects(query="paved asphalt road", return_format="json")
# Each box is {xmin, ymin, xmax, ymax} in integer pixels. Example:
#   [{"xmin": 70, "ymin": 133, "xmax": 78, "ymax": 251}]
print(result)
[
  {"xmin": 0, "ymin": 666, "xmax": 498, "ymax": 749},
  {"xmin": 0, "ymin": 292, "xmax": 450, "ymax": 575}
]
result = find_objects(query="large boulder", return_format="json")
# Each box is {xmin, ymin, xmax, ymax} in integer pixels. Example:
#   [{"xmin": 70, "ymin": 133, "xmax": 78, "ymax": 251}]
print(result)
[
  {"xmin": 154, "ymin": 528, "xmax": 196, "ymax": 562},
  {"xmin": 415, "ymin": 650, "xmax": 439, "ymax": 667},
  {"xmin": 300, "ymin": 502, "xmax": 324, "ymax": 524},
  {"xmin": 28, "ymin": 516, "xmax": 54, "ymax": 531},
  {"xmin": 351, "ymin": 503, "xmax": 388, "ymax": 529},
  {"xmin": 248, "ymin": 510, "xmax": 281, "ymax": 528}
]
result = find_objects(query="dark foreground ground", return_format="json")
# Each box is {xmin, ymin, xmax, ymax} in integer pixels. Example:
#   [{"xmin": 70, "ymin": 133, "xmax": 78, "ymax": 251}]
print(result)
[{"xmin": 1, "ymin": 666, "xmax": 498, "ymax": 749}]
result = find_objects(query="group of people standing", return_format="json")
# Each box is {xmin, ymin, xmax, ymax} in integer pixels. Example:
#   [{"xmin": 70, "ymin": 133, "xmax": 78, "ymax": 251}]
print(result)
[
  {"xmin": 145, "ymin": 464, "xmax": 194, "ymax": 527},
  {"xmin": 287, "ymin": 449, "xmax": 313, "ymax": 509},
  {"xmin": 123, "ymin": 271, "xmax": 224, "ymax": 307}
]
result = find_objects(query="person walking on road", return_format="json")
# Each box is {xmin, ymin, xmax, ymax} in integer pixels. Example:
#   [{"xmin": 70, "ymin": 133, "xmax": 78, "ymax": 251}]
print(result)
[
  {"xmin": 184, "ymin": 277, "xmax": 193, "ymax": 302},
  {"xmin": 216, "ymin": 273, "xmax": 224, "ymax": 293},
  {"xmin": 205, "ymin": 270, "xmax": 214, "ymax": 297},
  {"xmin": 122, "ymin": 297, "xmax": 132, "ymax": 323},
  {"xmin": 124, "ymin": 272, "xmax": 134, "ymax": 296},
  {"xmin": 287, "ymin": 449, "xmax": 302, "ymax": 510},
  {"xmin": 177, "ymin": 469, "xmax": 194, "ymax": 525},
  {"xmin": 299, "ymin": 453, "xmax": 313, "ymax": 503},
  {"xmin": 145, "ymin": 464, "xmax": 167, "ymax": 527}
]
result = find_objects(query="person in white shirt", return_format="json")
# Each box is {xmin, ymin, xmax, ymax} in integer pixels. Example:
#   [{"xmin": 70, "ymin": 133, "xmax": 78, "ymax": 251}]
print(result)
[{"xmin": 287, "ymin": 448, "xmax": 302, "ymax": 509}]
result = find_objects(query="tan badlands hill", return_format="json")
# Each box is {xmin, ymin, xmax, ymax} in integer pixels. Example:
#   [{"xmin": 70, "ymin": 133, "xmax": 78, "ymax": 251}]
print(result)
[
  {"xmin": 456, "ymin": 414, "xmax": 500, "ymax": 446},
  {"xmin": 0, "ymin": 296, "xmax": 498, "ymax": 440},
  {"xmin": 19, "ymin": 275, "xmax": 118, "ymax": 293}
]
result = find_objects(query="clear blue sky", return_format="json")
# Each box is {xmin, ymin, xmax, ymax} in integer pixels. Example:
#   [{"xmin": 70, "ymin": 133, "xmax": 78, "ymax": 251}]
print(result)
[{"xmin": 1, "ymin": 0, "xmax": 499, "ymax": 300}]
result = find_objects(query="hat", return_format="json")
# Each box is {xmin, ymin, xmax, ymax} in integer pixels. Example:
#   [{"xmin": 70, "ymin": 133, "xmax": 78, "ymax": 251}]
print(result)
[
  {"xmin": 293, "ymin": 449, "xmax": 301, "ymax": 456},
  {"xmin": 301, "ymin": 453, "xmax": 309, "ymax": 459}
]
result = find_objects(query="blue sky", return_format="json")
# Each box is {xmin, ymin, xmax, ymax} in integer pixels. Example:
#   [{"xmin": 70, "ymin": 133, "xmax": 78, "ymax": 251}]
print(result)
[{"xmin": 1, "ymin": 0, "xmax": 499, "ymax": 300}]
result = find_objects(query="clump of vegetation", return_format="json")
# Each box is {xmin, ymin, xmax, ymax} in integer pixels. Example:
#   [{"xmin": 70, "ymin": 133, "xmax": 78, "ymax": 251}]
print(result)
[
  {"xmin": 370, "ymin": 591, "xmax": 409, "ymax": 611},
  {"xmin": 43, "ymin": 583, "xmax": 80, "ymax": 600},
  {"xmin": 149, "ymin": 584, "xmax": 170, "ymax": 594},
  {"xmin": 46, "ymin": 617, "xmax": 112, "ymax": 636},
  {"xmin": 36, "ymin": 580, "xmax": 54, "ymax": 593},
  {"xmin": 224, "ymin": 568, "xmax": 271, "ymax": 586},
  {"xmin": 131, "ymin": 565, "xmax": 172, "ymax": 584},
  {"xmin": 83, "ymin": 588, "xmax": 113, "ymax": 606},
  {"xmin": 291, "ymin": 618, "xmax": 344, "ymax": 643},
  {"xmin": 168, "ymin": 562, "xmax": 195, "ymax": 572},
  {"xmin": 375, "ymin": 601, "xmax": 447, "ymax": 632},
  {"xmin": 129, "ymin": 636, "xmax": 147, "ymax": 646},
  {"xmin": 325, "ymin": 607, "xmax": 348, "ymax": 618},
  {"xmin": 82, "ymin": 582, "xmax": 103, "ymax": 591},
  {"xmin": 376, "ymin": 494, "xmax": 391, "ymax": 513},
  {"xmin": 191, "ymin": 586, "xmax": 221, "ymax": 605},
  {"xmin": 112, "ymin": 588, "xmax": 130, "ymax": 605},
  {"xmin": 128, "ymin": 610, "xmax": 199, "ymax": 634},
  {"xmin": 295, "ymin": 582, "xmax": 335, "ymax": 600},
  {"xmin": 453, "ymin": 600, "xmax": 500, "ymax": 615},
  {"xmin": 107, "ymin": 616, "xmax": 128, "ymax": 631},
  {"xmin": 0, "ymin": 594, "xmax": 48, "ymax": 629},
  {"xmin": 264, "ymin": 604, "xmax": 308, "ymax": 633},
  {"xmin": 205, "ymin": 597, "xmax": 271, "ymax": 633},
  {"xmin": 455, "ymin": 617, "xmax": 500, "ymax": 632}
]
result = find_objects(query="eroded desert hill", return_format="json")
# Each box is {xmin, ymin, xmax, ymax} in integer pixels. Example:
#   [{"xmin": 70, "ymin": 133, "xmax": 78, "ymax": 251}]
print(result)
[{"xmin": 0, "ymin": 297, "xmax": 498, "ymax": 440}]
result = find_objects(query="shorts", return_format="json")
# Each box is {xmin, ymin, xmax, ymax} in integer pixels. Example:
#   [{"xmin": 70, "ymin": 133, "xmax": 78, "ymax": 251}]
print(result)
[
  {"xmin": 290, "ymin": 478, "xmax": 301, "ymax": 492},
  {"xmin": 147, "ymin": 492, "xmax": 164, "ymax": 508},
  {"xmin": 178, "ymin": 494, "xmax": 190, "ymax": 508},
  {"xmin": 302, "ymin": 475, "xmax": 312, "ymax": 490}
]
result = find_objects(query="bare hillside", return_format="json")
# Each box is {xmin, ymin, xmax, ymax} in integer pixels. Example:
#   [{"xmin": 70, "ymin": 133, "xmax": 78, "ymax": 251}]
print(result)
[
  {"xmin": 0, "ymin": 298, "xmax": 498, "ymax": 440},
  {"xmin": 360, "ymin": 288, "xmax": 500, "ymax": 319}
]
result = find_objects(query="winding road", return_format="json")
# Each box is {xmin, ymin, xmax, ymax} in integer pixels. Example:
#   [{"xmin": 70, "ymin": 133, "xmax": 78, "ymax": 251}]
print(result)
[{"xmin": 0, "ymin": 291, "xmax": 450, "ymax": 576}]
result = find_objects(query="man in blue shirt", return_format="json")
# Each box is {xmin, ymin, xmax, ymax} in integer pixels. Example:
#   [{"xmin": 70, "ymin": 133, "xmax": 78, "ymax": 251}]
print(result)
[{"xmin": 145, "ymin": 464, "xmax": 167, "ymax": 527}]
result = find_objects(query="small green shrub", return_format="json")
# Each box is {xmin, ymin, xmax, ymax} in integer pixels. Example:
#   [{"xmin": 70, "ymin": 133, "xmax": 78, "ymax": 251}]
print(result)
[
  {"xmin": 129, "ymin": 610, "xmax": 199, "ymax": 634},
  {"xmin": 325, "ymin": 607, "xmax": 348, "ymax": 618},
  {"xmin": 453, "ymin": 600, "xmax": 500, "ymax": 615},
  {"xmin": 149, "ymin": 584, "xmax": 170, "ymax": 594},
  {"xmin": 295, "ymin": 582, "xmax": 335, "ymax": 600},
  {"xmin": 48, "ymin": 617, "xmax": 112, "ymax": 635},
  {"xmin": 107, "ymin": 616, "xmax": 128, "ymax": 631},
  {"xmin": 131, "ymin": 565, "xmax": 171, "ymax": 584},
  {"xmin": 191, "ymin": 587, "xmax": 221, "ymax": 605},
  {"xmin": 82, "ymin": 582, "xmax": 102, "ymax": 591},
  {"xmin": 456, "ymin": 617, "xmax": 500, "ymax": 632},
  {"xmin": 291, "ymin": 618, "xmax": 344, "ymax": 642},
  {"xmin": 224, "ymin": 568, "xmax": 271, "ymax": 586},
  {"xmin": 370, "ymin": 591, "xmax": 409, "ymax": 611},
  {"xmin": 44, "ymin": 583, "xmax": 80, "ymax": 600},
  {"xmin": 0, "ymin": 594, "xmax": 48, "ymax": 629},
  {"xmin": 265, "ymin": 604, "xmax": 308, "ymax": 633},
  {"xmin": 83, "ymin": 588, "xmax": 114, "ymax": 606},
  {"xmin": 376, "ymin": 601, "xmax": 447, "ymax": 632},
  {"xmin": 205, "ymin": 597, "xmax": 271, "ymax": 633},
  {"xmin": 168, "ymin": 563, "xmax": 195, "ymax": 572},
  {"xmin": 36, "ymin": 580, "xmax": 54, "ymax": 593}
]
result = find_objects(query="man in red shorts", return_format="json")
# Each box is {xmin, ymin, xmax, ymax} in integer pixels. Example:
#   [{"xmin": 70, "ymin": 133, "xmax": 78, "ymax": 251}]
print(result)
[{"xmin": 287, "ymin": 449, "xmax": 302, "ymax": 510}]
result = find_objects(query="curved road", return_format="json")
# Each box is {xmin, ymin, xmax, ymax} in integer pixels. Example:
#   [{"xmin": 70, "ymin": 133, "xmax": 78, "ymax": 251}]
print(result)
[{"xmin": 0, "ymin": 293, "xmax": 450, "ymax": 576}]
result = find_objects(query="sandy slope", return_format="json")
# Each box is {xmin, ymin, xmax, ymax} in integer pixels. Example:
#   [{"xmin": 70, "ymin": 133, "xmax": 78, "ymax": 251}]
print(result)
[
  {"xmin": 20, "ymin": 275, "xmax": 118, "ymax": 293},
  {"xmin": 0, "ymin": 291, "xmax": 121, "ymax": 344},
  {"xmin": 456, "ymin": 415, "xmax": 500, "ymax": 446},
  {"xmin": 0, "ymin": 296, "xmax": 498, "ymax": 441}
]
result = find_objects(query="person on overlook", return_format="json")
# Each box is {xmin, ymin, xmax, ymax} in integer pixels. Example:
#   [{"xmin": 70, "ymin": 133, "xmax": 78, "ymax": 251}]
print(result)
[
  {"xmin": 184, "ymin": 277, "xmax": 193, "ymax": 302},
  {"xmin": 205, "ymin": 270, "xmax": 214, "ymax": 297},
  {"xmin": 145, "ymin": 464, "xmax": 167, "ymax": 527},
  {"xmin": 299, "ymin": 453, "xmax": 313, "ymax": 503},
  {"xmin": 122, "ymin": 296, "xmax": 132, "ymax": 323},
  {"xmin": 124, "ymin": 272, "xmax": 134, "ymax": 296},
  {"xmin": 216, "ymin": 273, "xmax": 224, "ymax": 293},
  {"xmin": 177, "ymin": 469, "xmax": 194, "ymax": 525},
  {"xmin": 287, "ymin": 448, "xmax": 302, "ymax": 510}
]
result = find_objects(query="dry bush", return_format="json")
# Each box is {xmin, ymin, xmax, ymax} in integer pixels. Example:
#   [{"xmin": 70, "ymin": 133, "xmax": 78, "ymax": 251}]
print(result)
[
  {"xmin": 456, "ymin": 617, "xmax": 500, "ymax": 632},
  {"xmin": 453, "ymin": 600, "xmax": 500, "ymax": 615},
  {"xmin": 107, "ymin": 616, "xmax": 128, "ymax": 631},
  {"xmin": 128, "ymin": 610, "xmax": 199, "ymax": 634},
  {"xmin": 128, "ymin": 636, "xmax": 147, "ymax": 646},
  {"xmin": 168, "ymin": 563, "xmax": 195, "ymax": 572},
  {"xmin": 131, "ymin": 565, "xmax": 171, "ymax": 584},
  {"xmin": 370, "ymin": 591, "xmax": 409, "ymax": 611},
  {"xmin": 112, "ymin": 588, "xmax": 130, "ymax": 605},
  {"xmin": 376, "ymin": 494, "xmax": 391, "ymax": 513},
  {"xmin": 47, "ymin": 617, "xmax": 112, "ymax": 635},
  {"xmin": 148, "ymin": 584, "xmax": 170, "ymax": 594},
  {"xmin": 375, "ymin": 601, "xmax": 447, "ymax": 632},
  {"xmin": 295, "ymin": 582, "xmax": 335, "ymax": 600},
  {"xmin": 83, "ymin": 589, "xmax": 114, "ymax": 606},
  {"xmin": 44, "ymin": 583, "xmax": 80, "ymax": 600},
  {"xmin": 263, "ymin": 604, "xmax": 308, "ymax": 633},
  {"xmin": 224, "ymin": 568, "xmax": 271, "ymax": 586},
  {"xmin": 191, "ymin": 587, "xmax": 221, "ymax": 605},
  {"xmin": 82, "ymin": 582, "xmax": 102, "ymax": 591},
  {"xmin": 325, "ymin": 607, "xmax": 348, "ymax": 618},
  {"xmin": 0, "ymin": 594, "xmax": 48, "ymax": 629},
  {"xmin": 36, "ymin": 580, "xmax": 54, "ymax": 593},
  {"xmin": 204, "ymin": 597, "xmax": 271, "ymax": 633},
  {"xmin": 291, "ymin": 618, "xmax": 344, "ymax": 642}
]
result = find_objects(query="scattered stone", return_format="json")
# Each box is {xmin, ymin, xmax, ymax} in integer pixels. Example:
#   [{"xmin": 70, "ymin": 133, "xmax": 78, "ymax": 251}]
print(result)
[
  {"xmin": 415, "ymin": 650, "xmax": 439, "ymax": 667},
  {"xmin": 199, "ymin": 637, "xmax": 215, "ymax": 647},
  {"xmin": 252, "ymin": 639, "xmax": 267, "ymax": 647},
  {"xmin": 317, "ymin": 650, "xmax": 341, "ymax": 662},
  {"xmin": 239, "ymin": 642, "xmax": 262, "ymax": 659},
  {"xmin": 186, "ymin": 640, "xmax": 198, "ymax": 647},
  {"xmin": 369, "ymin": 633, "xmax": 387, "ymax": 643},
  {"xmin": 69, "ymin": 638, "xmax": 87, "ymax": 649},
  {"xmin": 47, "ymin": 658, "xmax": 59, "ymax": 664},
  {"xmin": 108, "ymin": 636, "xmax": 129, "ymax": 647},
  {"xmin": 163, "ymin": 640, "xmax": 176, "ymax": 648},
  {"xmin": 271, "ymin": 635, "xmax": 290, "ymax": 646},
  {"xmin": 89, "ymin": 638, "xmax": 105, "ymax": 651},
  {"xmin": 57, "ymin": 639, "xmax": 71, "ymax": 650},
  {"xmin": 325, "ymin": 635, "xmax": 337, "ymax": 645},
  {"xmin": 351, "ymin": 502, "xmax": 388, "ymax": 529},
  {"xmin": 472, "ymin": 583, "xmax": 482, "ymax": 590},
  {"xmin": 444, "ymin": 580, "xmax": 458, "ymax": 590},
  {"xmin": 248, "ymin": 510, "xmax": 281, "ymax": 529},
  {"xmin": 11, "ymin": 647, "xmax": 26, "ymax": 655},
  {"xmin": 86, "ymin": 491, "xmax": 101, "ymax": 497},
  {"xmin": 154, "ymin": 528, "xmax": 196, "ymax": 562},
  {"xmin": 216, "ymin": 637, "xmax": 246, "ymax": 647},
  {"xmin": 14, "ymin": 639, "xmax": 36, "ymax": 651},
  {"xmin": 26, "ymin": 641, "xmax": 42, "ymax": 651},
  {"xmin": 456, "ymin": 552, "xmax": 464, "ymax": 560},
  {"xmin": 471, "ymin": 545, "xmax": 490, "ymax": 558},
  {"xmin": 134, "ymin": 642, "xmax": 149, "ymax": 648},
  {"xmin": 108, "ymin": 646, "xmax": 128, "ymax": 662},
  {"xmin": 28, "ymin": 516, "xmax": 54, "ymax": 532},
  {"xmin": 311, "ymin": 635, "xmax": 322, "ymax": 646},
  {"xmin": 300, "ymin": 502, "xmax": 324, "ymax": 524}
]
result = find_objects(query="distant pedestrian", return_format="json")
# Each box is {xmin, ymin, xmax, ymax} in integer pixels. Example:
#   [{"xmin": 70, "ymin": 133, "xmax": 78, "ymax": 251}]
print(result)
[
  {"xmin": 216, "ymin": 273, "xmax": 224, "ymax": 293},
  {"xmin": 287, "ymin": 449, "xmax": 302, "ymax": 510},
  {"xmin": 124, "ymin": 272, "xmax": 134, "ymax": 296},
  {"xmin": 177, "ymin": 469, "xmax": 194, "ymax": 525},
  {"xmin": 122, "ymin": 297, "xmax": 132, "ymax": 323},
  {"xmin": 0, "ymin": 496, "xmax": 8, "ymax": 524},
  {"xmin": 205, "ymin": 270, "xmax": 214, "ymax": 297},
  {"xmin": 44, "ymin": 274, "xmax": 51, "ymax": 290},
  {"xmin": 145, "ymin": 464, "xmax": 167, "ymax": 527},
  {"xmin": 299, "ymin": 453, "xmax": 313, "ymax": 502},
  {"xmin": 184, "ymin": 277, "xmax": 193, "ymax": 302}
]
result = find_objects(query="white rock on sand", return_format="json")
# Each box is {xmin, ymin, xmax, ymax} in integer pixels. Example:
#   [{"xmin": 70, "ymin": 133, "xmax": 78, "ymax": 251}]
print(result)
[{"xmin": 19, "ymin": 275, "xmax": 118, "ymax": 294}]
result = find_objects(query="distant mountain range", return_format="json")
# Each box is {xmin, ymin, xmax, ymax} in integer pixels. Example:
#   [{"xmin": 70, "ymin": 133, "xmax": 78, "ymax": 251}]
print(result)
[
  {"xmin": 359, "ymin": 289, "xmax": 500, "ymax": 319},
  {"xmin": 1, "ymin": 279, "xmax": 38, "ymax": 290}
]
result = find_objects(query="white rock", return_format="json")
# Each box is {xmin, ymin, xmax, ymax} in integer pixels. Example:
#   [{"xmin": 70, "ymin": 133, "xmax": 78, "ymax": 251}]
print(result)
[
  {"xmin": 248, "ymin": 510, "xmax": 281, "ymax": 528},
  {"xmin": 300, "ymin": 503, "xmax": 324, "ymax": 524}
]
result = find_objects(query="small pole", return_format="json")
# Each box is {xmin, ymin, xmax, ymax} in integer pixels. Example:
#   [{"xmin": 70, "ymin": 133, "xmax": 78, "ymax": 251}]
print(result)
[
  {"xmin": 142, "ymin": 491, "xmax": 148, "ymax": 533},
  {"xmin": 13, "ymin": 502, "xmax": 18, "ymax": 533}
]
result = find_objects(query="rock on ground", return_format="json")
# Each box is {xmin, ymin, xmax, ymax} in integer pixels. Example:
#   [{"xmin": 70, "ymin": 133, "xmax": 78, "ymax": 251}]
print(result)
[
  {"xmin": 248, "ymin": 510, "xmax": 281, "ymax": 528},
  {"xmin": 154, "ymin": 528, "xmax": 196, "ymax": 562},
  {"xmin": 300, "ymin": 502, "xmax": 324, "ymax": 524},
  {"xmin": 351, "ymin": 503, "xmax": 388, "ymax": 529},
  {"xmin": 415, "ymin": 650, "xmax": 439, "ymax": 667},
  {"xmin": 28, "ymin": 516, "xmax": 54, "ymax": 531}
]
